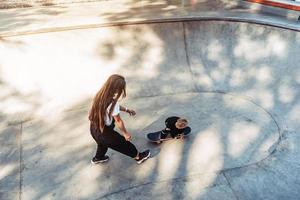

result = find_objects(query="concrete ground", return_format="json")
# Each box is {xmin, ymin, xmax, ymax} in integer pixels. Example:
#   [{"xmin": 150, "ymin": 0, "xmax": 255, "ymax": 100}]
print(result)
[{"xmin": 1, "ymin": 1, "xmax": 300, "ymax": 200}]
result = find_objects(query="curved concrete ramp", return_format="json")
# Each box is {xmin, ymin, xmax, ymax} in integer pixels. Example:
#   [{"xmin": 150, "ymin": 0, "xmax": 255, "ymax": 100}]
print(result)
[{"xmin": 1, "ymin": 20, "xmax": 299, "ymax": 200}]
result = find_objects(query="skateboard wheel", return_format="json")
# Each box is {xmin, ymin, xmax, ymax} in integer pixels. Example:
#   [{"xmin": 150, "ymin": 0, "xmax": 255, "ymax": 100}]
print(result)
[{"xmin": 176, "ymin": 135, "xmax": 183, "ymax": 139}]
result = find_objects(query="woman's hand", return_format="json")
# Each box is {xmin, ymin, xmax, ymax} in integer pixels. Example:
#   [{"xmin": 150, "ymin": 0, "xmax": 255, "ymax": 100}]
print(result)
[
  {"xmin": 124, "ymin": 132, "xmax": 132, "ymax": 141},
  {"xmin": 127, "ymin": 109, "xmax": 136, "ymax": 116}
]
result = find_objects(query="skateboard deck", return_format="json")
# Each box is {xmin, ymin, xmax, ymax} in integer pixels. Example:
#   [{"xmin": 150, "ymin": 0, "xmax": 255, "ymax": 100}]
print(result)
[{"xmin": 146, "ymin": 130, "xmax": 190, "ymax": 144}]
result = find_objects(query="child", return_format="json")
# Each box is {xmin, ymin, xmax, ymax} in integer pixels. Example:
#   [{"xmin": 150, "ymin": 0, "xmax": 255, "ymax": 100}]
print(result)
[{"xmin": 160, "ymin": 116, "xmax": 191, "ymax": 139}]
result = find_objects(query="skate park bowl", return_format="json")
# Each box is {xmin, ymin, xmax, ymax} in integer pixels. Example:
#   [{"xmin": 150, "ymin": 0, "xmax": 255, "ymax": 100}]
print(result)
[{"xmin": 1, "ymin": 17, "xmax": 300, "ymax": 199}]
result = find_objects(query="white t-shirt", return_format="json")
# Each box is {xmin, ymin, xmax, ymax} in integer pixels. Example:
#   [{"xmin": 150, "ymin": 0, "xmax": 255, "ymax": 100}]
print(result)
[{"xmin": 105, "ymin": 102, "xmax": 120, "ymax": 125}]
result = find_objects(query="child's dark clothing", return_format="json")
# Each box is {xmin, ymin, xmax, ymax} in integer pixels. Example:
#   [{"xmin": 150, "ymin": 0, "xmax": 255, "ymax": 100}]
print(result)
[{"xmin": 161, "ymin": 116, "xmax": 191, "ymax": 138}]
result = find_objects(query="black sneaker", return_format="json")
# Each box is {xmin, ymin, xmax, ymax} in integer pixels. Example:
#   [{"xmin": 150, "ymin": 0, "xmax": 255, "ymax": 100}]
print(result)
[
  {"xmin": 135, "ymin": 150, "xmax": 151, "ymax": 164},
  {"xmin": 91, "ymin": 155, "xmax": 109, "ymax": 164}
]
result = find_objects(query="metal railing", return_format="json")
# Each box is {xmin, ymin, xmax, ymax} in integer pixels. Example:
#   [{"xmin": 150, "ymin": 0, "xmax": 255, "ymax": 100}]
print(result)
[{"xmin": 245, "ymin": 0, "xmax": 300, "ymax": 11}]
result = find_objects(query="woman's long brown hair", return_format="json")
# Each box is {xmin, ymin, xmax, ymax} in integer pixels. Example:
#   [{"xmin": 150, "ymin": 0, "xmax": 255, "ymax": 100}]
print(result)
[{"xmin": 89, "ymin": 74, "xmax": 126, "ymax": 132}]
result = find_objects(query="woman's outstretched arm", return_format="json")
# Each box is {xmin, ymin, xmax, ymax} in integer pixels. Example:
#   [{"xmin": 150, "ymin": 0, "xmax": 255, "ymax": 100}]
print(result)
[
  {"xmin": 113, "ymin": 114, "xmax": 132, "ymax": 141},
  {"xmin": 120, "ymin": 105, "xmax": 136, "ymax": 116}
]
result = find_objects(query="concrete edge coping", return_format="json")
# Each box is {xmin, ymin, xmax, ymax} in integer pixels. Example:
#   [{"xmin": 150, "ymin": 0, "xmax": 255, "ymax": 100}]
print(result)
[{"xmin": 1, "ymin": 9, "xmax": 300, "ymax": 38}]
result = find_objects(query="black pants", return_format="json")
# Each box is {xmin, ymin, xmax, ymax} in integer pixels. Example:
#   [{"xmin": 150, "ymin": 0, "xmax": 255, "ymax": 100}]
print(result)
[{"xmin": 90, "ymin": 121, "xmax": 138, "ymax": 159}]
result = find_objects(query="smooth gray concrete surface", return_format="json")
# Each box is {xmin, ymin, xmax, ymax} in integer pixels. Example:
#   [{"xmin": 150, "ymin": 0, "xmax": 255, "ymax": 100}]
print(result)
[
  {"xmin": 224, "ymin": 131, "xmax": 300, "ymax": 200},
  {"xmin": 1, "ymin": 9, "xmax": 300, "ymax": 200},
  {"xmin": 103, "ymin": 173, "xmax": 236, "ymax": 200}
]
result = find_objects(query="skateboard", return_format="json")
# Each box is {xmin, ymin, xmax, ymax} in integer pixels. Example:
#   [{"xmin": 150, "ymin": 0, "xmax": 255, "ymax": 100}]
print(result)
[{"xmin": 146, "ymin": 130, "xmax": 191, "ymax": 144}]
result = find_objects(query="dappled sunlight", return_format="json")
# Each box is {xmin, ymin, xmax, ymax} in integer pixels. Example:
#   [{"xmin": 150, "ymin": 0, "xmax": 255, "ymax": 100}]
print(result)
[
  {"xmin": 114, "ymin": 22, "xmax": 194, "ymax": 98},
  {"xmin": 198, "ymin": 73, "xmax": 213, "ymax": 88},
  {"xmin": 234, "ymin": 35, "xmax": 267, "ymax": 61},
  {"xmin": 114, "ymin": 27, "xmax": 163, "ymax": 78},
  {"xmin": 207, "ymin": 40, "xmax": 230, "ymax": 82},
  {"xmin": 0, "ymin": 163, "xmax": 17, "ymax": 180},
  {"xmin": 135, "ymin": 92, "xmax": 279, "ymax": 172},
  {"xmin": 207, "ymin": 40, "xmax": 223, "ymax": 61},
  {"xmin": 187, "ymin": 126, "xmax": 224, "ymax": 173},
  {"xmin": 245, "ymin": 88, "xmax": 274, "ymax": 109},
  {"xmin": 63, "ymin": 164, "xmax": 106, "ymax": 199},
  {"xmin": 134, "ymin": 156, "xmax": 156, "ymax": 180},
  {"xmin": 157, "ymin": 140, "xmax": 184, "ymax": 179},
  {"xmin": 20, "ymin": 116, "xmax": 108, "ymax": 199},
  {"xmin": 230, "ymin": 65, "xmax": 273, "ymax": 88},
  {"xmin": 228, "ymin": 123, "xmax": 260, "ymax": 158},
  {"xmin": 287, "ymin": 103, "xmax": 300, "ymax": 130},
  {"xmin": 1, "ymin": 19, "xmax": 299, "ymax": 199},
  {"xmin": 278, "ymin": 78, "xmax": 296, "ymax": 104},
  {"xmin": 267, "ymin": 33, "xmax": 287, "ymax": 58},
  {"xmin": 211, "ymin": 69, "xmax": 224, "ymax": 82},
  {"xmin": 221, "ymin": 93, "xmax": 279, "ymax": 163},
  {"xmin": 229, "ymin": 68, "xmax": 244, "ymax": 87},
  {"xmin": 185, "ymin": 173, "xmax": 219, "ymax": 199},
  {"xmin": 234, "ymin": 32, "xmax": 287, "ymax": 61},
  {"xmin": 255, "ymin": 65, "xmax": 273, "ymax": 84}
]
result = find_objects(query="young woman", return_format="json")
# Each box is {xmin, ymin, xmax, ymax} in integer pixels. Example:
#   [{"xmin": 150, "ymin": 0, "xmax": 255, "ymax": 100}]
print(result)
[{"xmin": 89, "ymin": 74, "xmax": 150, "ymax": 164}]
